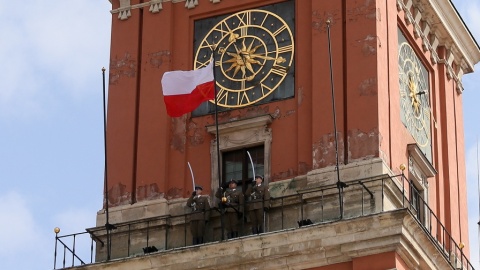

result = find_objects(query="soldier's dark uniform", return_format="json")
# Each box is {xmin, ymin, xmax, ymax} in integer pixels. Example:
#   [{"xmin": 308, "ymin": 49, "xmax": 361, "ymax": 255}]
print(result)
[
  {"xmin": 245, "ymin": 175, "xmax": 270, "ymax": 234},
  {"xmin": 215, "ymin": 179, "xmax": 244, "ymax": 239},
  {"xmin": 186, "ymin": 186, "xmax": 210, "ymax": 244}
]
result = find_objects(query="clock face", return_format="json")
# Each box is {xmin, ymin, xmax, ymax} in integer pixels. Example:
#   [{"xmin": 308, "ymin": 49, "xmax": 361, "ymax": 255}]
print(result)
[
  {"xmin": 194, "ymin": 9, "xmax": 294, "ymax": 108},
  {"xmin": 398, "ymin": 41, "xmax": 431, "ymax": 158}
]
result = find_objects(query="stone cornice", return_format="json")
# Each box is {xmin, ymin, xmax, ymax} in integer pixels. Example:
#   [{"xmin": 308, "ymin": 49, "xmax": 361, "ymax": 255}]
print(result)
[
  {"xmin": 429, "ymin": 0, "xmax": 480, "ymax": 72},
  {"xmin": 110, "ymin": 0, "xmax": 221, "ymax": 19},
  {"xmin": 84, "ymin": 210, "xmax": 454, "ymax": 270},
  {"xmin": 397, "ymin": 0, "xmax": 480, "ymax": 93}
]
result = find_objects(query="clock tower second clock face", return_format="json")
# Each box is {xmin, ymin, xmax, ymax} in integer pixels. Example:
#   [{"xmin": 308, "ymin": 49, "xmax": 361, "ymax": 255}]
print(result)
[{"xmin": 398, "ymin": 30, "xmax": 432, "ymax": 161}]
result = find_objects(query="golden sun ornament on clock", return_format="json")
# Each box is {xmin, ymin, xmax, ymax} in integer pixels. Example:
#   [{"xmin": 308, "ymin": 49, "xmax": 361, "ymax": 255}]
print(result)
[
  {"xmin": 194, "ymin": 9, "xmax": 294, "ymax": 108},
  {"xmin": 398, "ymin": 41, "xmax": 431, "ymax": 150}
]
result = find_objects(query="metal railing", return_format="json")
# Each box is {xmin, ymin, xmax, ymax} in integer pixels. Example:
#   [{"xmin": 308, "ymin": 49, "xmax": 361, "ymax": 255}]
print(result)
[{"xmin": 53, "ymin": 173, "xmax": 474, "ymax": 270}]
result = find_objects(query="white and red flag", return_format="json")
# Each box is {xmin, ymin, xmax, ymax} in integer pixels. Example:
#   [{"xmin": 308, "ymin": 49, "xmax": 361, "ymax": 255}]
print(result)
[{"xmin": 161, "ymin": 60, "xmax": 215, "ymax": 117}]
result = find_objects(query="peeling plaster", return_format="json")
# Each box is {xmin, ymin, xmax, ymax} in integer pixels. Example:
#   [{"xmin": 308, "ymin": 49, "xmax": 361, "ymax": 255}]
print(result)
[
  {"xmin": 107, "ymin": 183, "xmax": 131, "ymax": 207},
  {"xmin": 312, "ymin": 132, "xmax": 345, "ymax": 169},
  {"xmin": 346, "ymin": 0, "xmax": 379, "ymax": 22},
  {"xmin": 358, "ymin": 77, "xmax": 377, "ymax": 96},
  {"xmin": 187, "ymin": 121, "xmax": 205, "ymax": 146},
  {"xmin": 109, "ymin": 52, "xmax": 137, "ymax": 85},
  {"xmin": 136, "ymin": 183, "xmax": 163, "ymax": 202},
  {"xmin": 312, "ymin": 9, "xmax": 341, "ymax": 33},
  {"xmin": 298, "ymin": 87, "xmax": 304, "ymax": 106},
  {"xmin": 166, "ymin": 187, "xmax": 183, "ymax": 199},
  {"xmin": 285, "ymin": 110, "xmax": 296, "ymax": 117},
  {"xmin": 347, "ymin": 128, "xmax": 379, "ymax": 161},
  {"xmin": 171, "ymin": 117, "xmax": 187, "ymax": 153},
  {"xmin": 355, "ymin": 35, "xmax": 380, "ymax": 56},
  {"xmin": 148, "ymin": 50, "xmax": 171, "ymax": 68},
  {"xmin": 272, "ymin": 168, "xmax": 297, "ymax": 181},
  {"xmin": 271, "ymin": 106, "xmax": 281, "ymax": 119},
  {"xmin": 298, "ymin": 161, "xmax": 311, "ymax": 175}
]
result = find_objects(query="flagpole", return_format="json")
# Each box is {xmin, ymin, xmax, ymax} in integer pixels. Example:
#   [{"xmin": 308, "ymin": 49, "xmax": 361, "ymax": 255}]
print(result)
[
  {"xmin": 476, "ymin": 136, "xmax": 479, "ymax": 262},
  {"xmin": 101, "ymin": 67, "xmax": 114, "ymax": 260},
  {"xmin": 211, "ymin": 46, "xmax": 225, "ymax": 240},
  {"xmin": 326, "ymin": 19, "xmax": 347, "ymax": 219}
]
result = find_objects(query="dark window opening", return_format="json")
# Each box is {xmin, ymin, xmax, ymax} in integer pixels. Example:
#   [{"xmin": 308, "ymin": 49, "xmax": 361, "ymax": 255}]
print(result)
[
  {"xmin": 222, "ymin": 145, "xmax": 264, "ymax": 192},
  {"xmin": 410, "ymin": 181, "xmax": 423, "ymax": 221}
]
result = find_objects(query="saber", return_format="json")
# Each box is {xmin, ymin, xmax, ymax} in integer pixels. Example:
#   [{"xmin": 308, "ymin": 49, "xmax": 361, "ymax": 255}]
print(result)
[
  {"xmin": 247, "ymin": 151, "xmax": 255, "ymax": 181},
  {"xmin": 187, "ymin": 162, "xmax": 195, "ymax": 191}
]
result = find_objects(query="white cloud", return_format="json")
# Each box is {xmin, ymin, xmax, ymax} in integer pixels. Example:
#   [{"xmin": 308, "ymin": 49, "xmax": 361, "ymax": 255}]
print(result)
[
  {"xmin": 0, "ymin": 1, "xmax": 110, "ymax": 120},
  {"xmin": 0, "ymin": 191, "xmax": 42, "ymax": 254}
]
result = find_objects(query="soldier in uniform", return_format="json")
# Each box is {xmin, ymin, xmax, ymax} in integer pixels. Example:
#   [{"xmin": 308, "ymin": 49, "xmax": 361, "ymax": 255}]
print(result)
[
  {"xmin": 186, "ymin": 185, "xmax": 210, "ymax": 245},
  {"xmin": 215, "ymin": 179, "xmax": 244, "ymax": 239},
  {"xmin": 245, "ymin": 175, "xmax": 270, "ymax": 234}
]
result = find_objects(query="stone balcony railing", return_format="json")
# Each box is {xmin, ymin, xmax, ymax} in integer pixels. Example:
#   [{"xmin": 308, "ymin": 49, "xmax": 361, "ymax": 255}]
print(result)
[{"xmin": 53, "ymin": 173, "xmax": 474, "ymax": 270}]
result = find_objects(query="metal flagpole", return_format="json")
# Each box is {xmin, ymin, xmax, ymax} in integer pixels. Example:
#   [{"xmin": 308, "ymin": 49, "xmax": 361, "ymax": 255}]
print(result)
[
  {"xmin": 210, "ymin": 46, "xmax": 225, "ymax": 240},
  {"xmin": 102, "ymin": 67, "xmax": 115, "ymax": 260},
  {"xmin": 326, "ymin": 20, "xmax": 347, "ymax": 219},
  {"xmin": 477, "ymin": 137, "xmax": 479, "ymax": 262}
]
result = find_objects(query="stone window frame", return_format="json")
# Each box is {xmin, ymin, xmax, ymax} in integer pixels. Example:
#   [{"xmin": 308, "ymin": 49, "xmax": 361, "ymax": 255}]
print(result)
[
  {"xmin": 407, "ymin": 143, "xmax": 437, "ymax": 225},
  {"xmin": 206, "ymin": 115, "xmax": 273, "ymax": 194}
]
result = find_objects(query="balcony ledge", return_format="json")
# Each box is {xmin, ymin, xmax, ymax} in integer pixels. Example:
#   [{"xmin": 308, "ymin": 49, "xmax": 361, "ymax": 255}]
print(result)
[{"xmin": 70, "ymin": 209, "xmax": 451, "ymax": 270}]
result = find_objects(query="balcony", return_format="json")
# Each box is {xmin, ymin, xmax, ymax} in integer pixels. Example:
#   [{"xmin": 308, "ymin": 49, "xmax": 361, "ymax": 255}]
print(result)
[{"xmin": 53, "ymin": 173, "xmax": 474, "ymax": 270}]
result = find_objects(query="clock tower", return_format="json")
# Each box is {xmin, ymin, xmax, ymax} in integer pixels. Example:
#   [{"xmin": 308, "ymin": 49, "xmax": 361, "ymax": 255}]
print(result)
[{"xmin": 79, "ymin": 0, "xmax": 480, "ymax": 269}]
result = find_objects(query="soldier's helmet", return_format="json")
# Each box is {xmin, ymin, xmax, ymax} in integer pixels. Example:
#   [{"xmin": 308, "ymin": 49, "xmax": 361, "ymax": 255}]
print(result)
[{"xmin": 255, "ymin": 175, "xmax": 264, "ymax": 181}]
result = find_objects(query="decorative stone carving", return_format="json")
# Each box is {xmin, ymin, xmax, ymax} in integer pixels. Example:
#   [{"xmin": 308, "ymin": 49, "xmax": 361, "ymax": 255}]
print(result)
[
  {"xmin": 412, "ymin": 8, "xmax": 423, "ymax": 38},
  {"xmin": 396, "ymin": 0, "xmax": 403, "ymax": 11},
  {"xmin": 397, "ymin": 0, "xmax": 480, "ymax": 94},
  {"xmin": 429, "ymin": 33, "xmax": 439, "ymax": 64},
  {"xmin": 118, "ymin": 0, "xmax": 131, "ymax": 20},
  {"xmin": 446, "ymin": 49, "xmax": 455, "ymax": 79},
  {"xmin": 185, "ymin": 0, "xmax": 198, "ymax": 9},
  {"xmin": 149, "ymin": 0, "xmax": 163, "ymax": 13},
  {"xmin": 421, "ymin": 20, "xmax": 431, "ymax": 52}
]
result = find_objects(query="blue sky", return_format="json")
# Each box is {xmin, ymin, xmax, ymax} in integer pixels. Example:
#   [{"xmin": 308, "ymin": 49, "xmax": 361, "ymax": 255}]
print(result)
[{"xmin": 0, "ymin": 1, "xmax": 478, "ymax": 269}]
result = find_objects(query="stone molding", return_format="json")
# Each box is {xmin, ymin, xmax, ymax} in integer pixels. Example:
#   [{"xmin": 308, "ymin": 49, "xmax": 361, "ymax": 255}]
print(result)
[
  {"xmin": 397, "ymin": 0, "xmax": 480, "ymax": 93},
  {"xmin": 84, "ymin": 210, "xmax": 453, "ymax": 270},
  {"xmin": 206, "ymin": 115, "xmax": 273, "ymax": 191},
  {"xmin": 110, "ymin": 0, "xmax": 221, "ymax": 18},
  {"xmin": 109, "ymin": 0, "xmax": 479, "ymax": 93}
]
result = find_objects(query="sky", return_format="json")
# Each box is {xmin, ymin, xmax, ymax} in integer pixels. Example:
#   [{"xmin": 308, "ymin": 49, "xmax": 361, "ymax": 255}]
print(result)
[{"xmin": 0, "ymin": 1, "xmax": 479, "ymax": 270}]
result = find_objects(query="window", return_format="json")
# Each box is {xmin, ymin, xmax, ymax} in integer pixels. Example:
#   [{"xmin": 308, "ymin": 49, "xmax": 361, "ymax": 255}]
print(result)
[
  {"xmin": 206, "ymin": 115, "xmax": 272, "ymax": 193},
  {"xmin": 407, "ymin": 144, "xmax": 436, "ymax": 226},
  {"xmin": 223, "ymin": 145, "xmax": 264, "ymax": 192},
  {"xmin": 410, "ymin": 182, "xmax": 420, "ymax": 212}
]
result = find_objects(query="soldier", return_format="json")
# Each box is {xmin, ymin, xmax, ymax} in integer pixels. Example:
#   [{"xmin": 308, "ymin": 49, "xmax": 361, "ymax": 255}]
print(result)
[
  {"xmin": 186, "ymin": 185, "xmax": 210, "ymax": 245},
  {"xmin": 245, "ymin": 175, "xmax": 270, "ymax": 234},
  {"xmin": 215, "ymin": 179, "xmax": 244, "ymax": 239}
]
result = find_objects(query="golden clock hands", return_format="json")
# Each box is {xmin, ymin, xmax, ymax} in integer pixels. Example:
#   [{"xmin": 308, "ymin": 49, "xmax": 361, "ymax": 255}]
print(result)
[
  {"xmin": 221, "ymin": 40, "xmax": 251, "ymax": 80},
  {"xmin": 223, "ymin": 31, "xmax": 288, "ymax": 82}
]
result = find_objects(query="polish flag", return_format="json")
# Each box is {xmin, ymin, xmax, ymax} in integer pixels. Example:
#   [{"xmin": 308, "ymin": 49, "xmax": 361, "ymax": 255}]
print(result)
[{"xmin": 161, "ymin": 61, "xmax": 215, "ymax": 117}]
